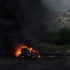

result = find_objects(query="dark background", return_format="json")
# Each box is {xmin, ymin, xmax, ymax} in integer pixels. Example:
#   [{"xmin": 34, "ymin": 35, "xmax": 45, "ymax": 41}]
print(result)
[{"xmin": 0, "ymin": 0, "xmax": 53, "ymax": 56}]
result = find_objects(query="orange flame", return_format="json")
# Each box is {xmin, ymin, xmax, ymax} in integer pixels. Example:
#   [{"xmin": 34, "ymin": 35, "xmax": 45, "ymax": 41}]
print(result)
[{"xmin": 13, "ymin": 43, "xmax": 41, "ymax": 58}]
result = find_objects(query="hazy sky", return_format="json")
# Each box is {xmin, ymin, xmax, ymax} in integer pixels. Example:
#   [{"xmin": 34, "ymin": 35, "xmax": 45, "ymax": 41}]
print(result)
[{"xmin": 42, "ymin": 0, "xmax": 70, "ymax": 10}]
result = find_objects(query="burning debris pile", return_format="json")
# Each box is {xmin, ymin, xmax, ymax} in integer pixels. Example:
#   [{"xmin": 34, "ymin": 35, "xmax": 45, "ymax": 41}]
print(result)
[{"xmin": 13, "ymin": 43, "xmax": 41, "ymax": 59}]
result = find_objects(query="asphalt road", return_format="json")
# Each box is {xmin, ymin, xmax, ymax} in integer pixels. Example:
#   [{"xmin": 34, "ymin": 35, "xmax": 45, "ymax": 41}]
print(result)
[{"xmin": 0, "ymin": 55, "xmax": 70, "ymax": 70}]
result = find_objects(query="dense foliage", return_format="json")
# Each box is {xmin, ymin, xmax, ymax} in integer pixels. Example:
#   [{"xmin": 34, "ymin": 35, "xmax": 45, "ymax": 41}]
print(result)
[{"xmin": 53, "ymin": 28, "xmax": 70, "ymax": 45}]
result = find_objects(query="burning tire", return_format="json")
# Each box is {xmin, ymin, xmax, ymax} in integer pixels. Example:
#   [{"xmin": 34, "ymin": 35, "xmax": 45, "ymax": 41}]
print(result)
[
  {"xmin": 19, "ymin": 48, "xmax": 30, "ymax": 58},
  {"xmin": 31, "ymin": 52, "xmax": 39, "ymax": 59},
  {"xmin": 19, "ymin": 48, "xmax": 40, "ymax": 59},
  {"xmin": 14, "ymin": 43, "xmax": 41, "ymax": 59}
]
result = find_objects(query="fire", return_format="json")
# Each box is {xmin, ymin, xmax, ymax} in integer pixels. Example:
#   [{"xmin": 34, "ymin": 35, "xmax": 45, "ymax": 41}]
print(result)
[{"xmin": 13, "ymin": 43, "xmax": 41, "ymax": 58}]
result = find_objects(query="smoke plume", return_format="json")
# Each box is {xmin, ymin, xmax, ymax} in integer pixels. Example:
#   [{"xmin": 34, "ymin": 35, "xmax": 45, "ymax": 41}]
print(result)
[{"xmin": 0, "ymin": 0, "xmax": 53, "ymax": 56}]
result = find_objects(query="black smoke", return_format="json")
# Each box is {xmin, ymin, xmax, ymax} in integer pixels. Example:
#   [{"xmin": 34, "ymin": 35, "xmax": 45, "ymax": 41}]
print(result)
[{"xmin": 0, "ymin": 0, "xmax": 53, "ymax": 56}]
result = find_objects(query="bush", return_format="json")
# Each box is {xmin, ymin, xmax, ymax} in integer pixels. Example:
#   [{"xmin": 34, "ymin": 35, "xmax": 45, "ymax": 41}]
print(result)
[{"xmin": 53, "ymin": 28, "xmax": 70, "ymax": 45}]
